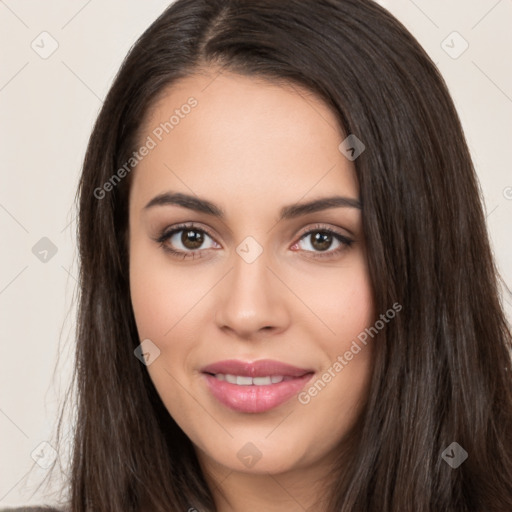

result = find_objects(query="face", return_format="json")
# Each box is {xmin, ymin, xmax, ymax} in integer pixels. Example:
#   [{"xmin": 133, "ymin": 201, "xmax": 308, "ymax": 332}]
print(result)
[{"xmin": 128, "ymin": 69, "xmax": 375, "ymax": 480}]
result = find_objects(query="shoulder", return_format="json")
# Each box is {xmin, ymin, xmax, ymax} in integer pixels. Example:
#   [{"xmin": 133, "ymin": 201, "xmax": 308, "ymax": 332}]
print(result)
[{"xmin": 0, "ymin": 507, "xmax": 63, "ymax": 512}]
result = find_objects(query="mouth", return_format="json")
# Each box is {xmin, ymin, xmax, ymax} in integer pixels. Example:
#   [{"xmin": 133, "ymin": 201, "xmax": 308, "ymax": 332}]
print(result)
[{"xmin": 201, "ymin": 359, "xmax": 315, "ymax": 413}]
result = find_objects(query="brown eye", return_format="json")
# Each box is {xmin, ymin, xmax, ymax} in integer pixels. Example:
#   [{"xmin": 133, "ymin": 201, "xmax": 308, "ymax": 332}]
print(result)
[
  {"xmin": 156, "ymin": 224, "xmax": 219, "ymax": 258},
  {"xmin": 181, "ymin": 229, "xmax": 204, "ymax": 250},
  {"xmin": 310, "ymin": 232, "xmax": 334, "ymax": 251},
  {"xmin": 294, "ymin": 226, "xmax": 354, "ymax": 260}
]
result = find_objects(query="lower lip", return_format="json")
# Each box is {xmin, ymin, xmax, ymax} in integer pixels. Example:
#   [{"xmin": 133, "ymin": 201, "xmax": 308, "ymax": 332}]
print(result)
[{"xmin": 203, "ymin": 373, "xmax": 314, "ymax": 413}]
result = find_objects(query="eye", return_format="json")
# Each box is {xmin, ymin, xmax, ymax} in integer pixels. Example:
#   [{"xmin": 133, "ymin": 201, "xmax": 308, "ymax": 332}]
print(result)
[
  {"xmin": 155, "ymin": 222, "xmax": 354, "ymax": 260},
  {"xmin": 155, "ymin": 223, "xmax": 219, "ymax": 259},
  {"xmin": 292, "ymin": 224, "xmax": 354, "ymax": 259}
]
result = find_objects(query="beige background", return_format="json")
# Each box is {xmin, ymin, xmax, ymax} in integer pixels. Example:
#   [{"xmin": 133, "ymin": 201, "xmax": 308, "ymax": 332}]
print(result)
[{"xmin": 1, "ymin": 0, "xmax": 511, "ymax": 507}]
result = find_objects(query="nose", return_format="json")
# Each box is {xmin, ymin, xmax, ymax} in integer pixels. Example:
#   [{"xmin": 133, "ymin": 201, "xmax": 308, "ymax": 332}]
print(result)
[{"xmin": 214, "ymin": 246, "xmax": 290, "ymax": 340}]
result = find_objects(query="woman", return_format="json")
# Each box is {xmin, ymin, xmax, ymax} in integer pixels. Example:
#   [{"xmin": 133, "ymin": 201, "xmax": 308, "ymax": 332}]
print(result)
[{"xmin": 7, "ymin": 0, "xmax": 512, "ymax": 510}]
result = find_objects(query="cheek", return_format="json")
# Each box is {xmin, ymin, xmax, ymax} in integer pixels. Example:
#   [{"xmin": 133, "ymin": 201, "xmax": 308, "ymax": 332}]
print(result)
[
  {"xmin": 291, "ymin": 258, "xmax": 375, "ymax": 428},
  {"xmin": 129, "ymin": 245, "xmax": 202, "ymax": 416},
  {"xmin": 128, "ymin": 238, "xmax": 215, "ymax": 404},
  {"xmin": 129, "ymin": 237, "xmax": 202, "ymax": 341},
  {"xmin": 295, "ymin": 256, "xmax": 375, "ymax": 344},
  {"xmin": 332, "ymin": 269, "xmax": 374, "ymax": 340}
]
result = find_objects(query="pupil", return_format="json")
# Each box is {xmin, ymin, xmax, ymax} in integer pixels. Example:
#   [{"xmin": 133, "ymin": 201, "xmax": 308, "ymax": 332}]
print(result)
[
  {"xmin": 182, "ymin": 230, "xmax": 203, "ymax": 249},
  {"xmin": 312, "ymin": 232, "xmax": 332, "ymax": 251}
]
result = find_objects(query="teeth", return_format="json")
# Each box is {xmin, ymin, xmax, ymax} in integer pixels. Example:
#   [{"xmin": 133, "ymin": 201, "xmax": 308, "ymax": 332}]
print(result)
[
  {"xmin": 214, "ymin": 374, "xmax": 285, "ymax": 385},
  {"xmin": 253, "ymin": 376, "xmax": 272, "ymax": 385}
]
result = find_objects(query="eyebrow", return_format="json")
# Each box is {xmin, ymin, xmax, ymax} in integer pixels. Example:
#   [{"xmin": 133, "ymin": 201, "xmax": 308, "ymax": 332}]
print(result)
[{"xmin": 144, "ymin": 191, "xmax": 362, "ymax": 220}]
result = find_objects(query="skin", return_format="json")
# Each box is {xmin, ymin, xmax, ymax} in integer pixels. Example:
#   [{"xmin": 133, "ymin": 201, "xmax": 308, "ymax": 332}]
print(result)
[{"xmin": 128, "ymin": 68, "xmax": 375, "ymax": 512}]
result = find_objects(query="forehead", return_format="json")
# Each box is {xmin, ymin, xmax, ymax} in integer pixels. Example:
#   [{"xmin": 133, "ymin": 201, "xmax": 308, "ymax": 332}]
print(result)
[{"xmin": 130, "ymin": 70, "xmax": 359, "ymax": 211}]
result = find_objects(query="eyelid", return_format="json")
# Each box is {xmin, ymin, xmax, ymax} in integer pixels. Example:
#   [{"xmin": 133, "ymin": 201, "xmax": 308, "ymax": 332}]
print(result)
[
  {"xmin": 156, "ymin": 222, "xmax": 217, "ymax": 243},
  {"xmin": 295, "ymin": 223, "xmax": 352, "ymax": 241}
]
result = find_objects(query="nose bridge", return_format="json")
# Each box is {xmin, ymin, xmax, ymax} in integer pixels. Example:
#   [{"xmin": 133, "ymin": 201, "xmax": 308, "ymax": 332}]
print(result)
[
  {"xmin": 214, "ymin": 236, "xmax": 288, "ymax": 336},
  {"xmin": 232, "ymin": 239, "xmax": 269, "ymax": 295}
]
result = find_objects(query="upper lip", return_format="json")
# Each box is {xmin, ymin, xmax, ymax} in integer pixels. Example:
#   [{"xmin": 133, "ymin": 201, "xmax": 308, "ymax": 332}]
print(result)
[{"xmin": 201, "ymin": 359, "xmax": 313, "ymax": 378}]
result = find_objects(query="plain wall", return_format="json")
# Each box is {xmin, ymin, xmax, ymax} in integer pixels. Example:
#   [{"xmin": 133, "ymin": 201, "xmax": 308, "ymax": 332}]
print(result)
[{"xmin": 1, "ymin": 0, "xmax": 510, "ymax": 507}]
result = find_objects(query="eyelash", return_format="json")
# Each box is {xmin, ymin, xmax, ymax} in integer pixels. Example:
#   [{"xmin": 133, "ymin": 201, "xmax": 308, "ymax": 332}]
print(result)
[{"xmin": 154, "ymin": 222, "xmax": 354, "ymax": 261}]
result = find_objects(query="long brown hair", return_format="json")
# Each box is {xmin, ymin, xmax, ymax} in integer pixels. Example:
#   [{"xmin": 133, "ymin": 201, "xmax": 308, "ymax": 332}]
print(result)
[{"xmin": 48, "ymin": 0, "xmax": 512, "ymax": 510}]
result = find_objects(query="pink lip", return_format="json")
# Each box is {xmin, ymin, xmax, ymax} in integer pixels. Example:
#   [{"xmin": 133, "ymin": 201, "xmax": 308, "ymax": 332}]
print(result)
[{"xmin": 201, "ymin": 359, "xmax": 314, "ymax": 413}]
